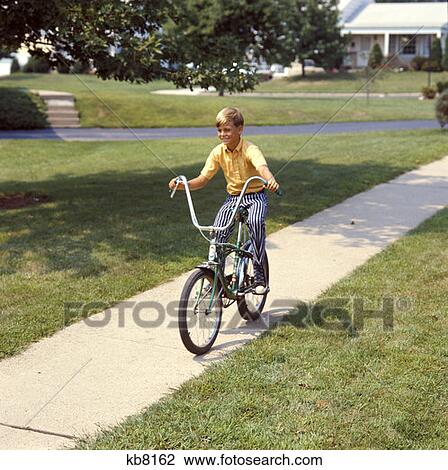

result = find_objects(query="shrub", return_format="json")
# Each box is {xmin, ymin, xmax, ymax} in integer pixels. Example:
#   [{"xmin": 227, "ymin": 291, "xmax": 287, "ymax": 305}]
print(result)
[
  {"xmin": 368, "ymin": 43, "xmax": 384, "ymax": 69},
  {"xmin": 71, "ymin": 60, "xmax": 90, "ymax": 74},
  {"xmin": 10, "ymin": 57, "xmax": 20, "ymax": 73},
  {"xmin": 436, "ymin": 81, "xmax": 448, "ymax": 94},
  {"xmin": 0, "ymin": 88, "xmax": 48, "ymax": 130},
  {"xmin": 410, "ymin": 56, "xmax": 427, "ymax": 71},
  {"xmin": 57, "ymin": 62, "xmax": 70, "ymax": 74},
  {"xmin": 436, "ymin": 90, "xmax": 448, "ymax": 127},
  {"xmin": 422, "ymin": 60, "xmax": 442, "ymax": 72},
  {"xmin": 23, "ymin": 55, "xmax": 51, "ymax": 73},
  {"xmin": 421, "ymin": 86, "xmax": 437, "ymax": 99}
]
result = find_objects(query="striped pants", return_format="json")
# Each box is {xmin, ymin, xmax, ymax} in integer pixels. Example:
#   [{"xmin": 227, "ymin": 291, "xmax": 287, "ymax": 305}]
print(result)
[{"xmin": 213, "ymin": 191, "xmax": 268, "ymax": 267}]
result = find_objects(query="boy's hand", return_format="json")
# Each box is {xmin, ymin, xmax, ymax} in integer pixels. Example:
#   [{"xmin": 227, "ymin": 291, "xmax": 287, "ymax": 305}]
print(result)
[
  {"xmin": 265, "ymin": 177, "xmax": 279, "ymax": 193},
  {"xmin": 168, "ymin": 178, "xmax": 179, "ymax": 190}
]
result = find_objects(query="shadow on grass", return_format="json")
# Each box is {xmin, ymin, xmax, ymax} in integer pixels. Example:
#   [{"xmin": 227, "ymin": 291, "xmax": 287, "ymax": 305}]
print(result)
[{"xmin": 0, "ymin": 157, "xmax": 419, "ymax": 278}]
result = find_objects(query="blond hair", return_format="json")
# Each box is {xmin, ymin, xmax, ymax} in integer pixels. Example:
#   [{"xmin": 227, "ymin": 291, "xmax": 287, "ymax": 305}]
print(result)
[{"xmin": 215, "ymin": 107, "xmax": 244, "ymax": 127}]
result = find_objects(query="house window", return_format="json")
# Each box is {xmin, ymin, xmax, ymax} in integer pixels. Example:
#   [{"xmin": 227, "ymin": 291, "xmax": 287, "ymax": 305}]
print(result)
[
  {"xmin": 401, "ymin": 36, "xmax": 416, "ymax": 54},
  {"xmin": 360, "ymin": 36, "xmax": 372, "ymax": 51}
]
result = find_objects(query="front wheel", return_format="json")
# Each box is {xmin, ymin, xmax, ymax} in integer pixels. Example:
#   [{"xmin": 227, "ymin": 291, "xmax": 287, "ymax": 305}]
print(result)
[
  {"xmin": 178, "ymin": 269, "xmax": 222, "ymax": 355},
  {"xmin": 237, "ymin": 248, "xmax": 269, "ymax": 321}
]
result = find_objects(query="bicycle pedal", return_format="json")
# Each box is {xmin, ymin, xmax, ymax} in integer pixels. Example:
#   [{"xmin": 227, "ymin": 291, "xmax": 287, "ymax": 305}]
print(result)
[{"xmin": 249, "ymin": 286, "xmax": 270, "ymax": 295}]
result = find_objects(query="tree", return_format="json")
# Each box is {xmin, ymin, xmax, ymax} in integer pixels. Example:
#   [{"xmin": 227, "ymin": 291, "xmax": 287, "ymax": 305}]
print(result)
[
  {"xmin": 286, "ymin": 0, "xmax": 347, "ymax": 76},
  {"xmin": 368, "ymin": 43, "xmax": 384, "ymax": 69},
  {"xmin": 443, "ymin": 36, "xmax": 448, "ymax": 71},
  {"xmin": 164, "ymin": 0, "xmax": 291, "ymax": 94},
  {"xmin": 0, "ymin": 0, "xmax": 289, "ymax": 93},
  {"xmin": 0, "ymin": 0, "xmax": 174, "ymax": 82},
  {"xmin": 0, "ymin": 45, "xmax": 12, "ymax": 59}
]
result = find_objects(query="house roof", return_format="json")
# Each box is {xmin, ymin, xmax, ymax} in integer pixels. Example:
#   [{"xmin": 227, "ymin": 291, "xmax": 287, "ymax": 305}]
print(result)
[
  {"xmin": 344, "ymin": 2, "xmax": 448, "ymax": 29},
  {"xmin": 338, "ymin": 0, "xmax": 353, "ymax": 10}
]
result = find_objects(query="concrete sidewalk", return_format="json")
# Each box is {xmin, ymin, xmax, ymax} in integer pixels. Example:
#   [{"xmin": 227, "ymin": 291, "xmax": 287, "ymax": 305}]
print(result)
[{"xmin": 1, "ymin": 157, "xmax": 447, "ymax": 449}]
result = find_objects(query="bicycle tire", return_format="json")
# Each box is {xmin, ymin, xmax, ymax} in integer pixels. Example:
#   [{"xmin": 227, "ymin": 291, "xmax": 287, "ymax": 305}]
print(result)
[
  {"xmin": 237, "ymin": 246, "xmax": 269, "ymax": 321},
  {"xmin": 178, "ymin": 268, "xmax": 222, "ymax": 355}
]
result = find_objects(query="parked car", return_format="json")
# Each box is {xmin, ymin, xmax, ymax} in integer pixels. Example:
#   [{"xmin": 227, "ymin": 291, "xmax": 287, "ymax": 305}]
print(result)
[
  {"xmin": 270, "ymin": 63, "xmax": 284, "ymax": 73},
  {"xmin": 303, "ymin": 59, "xmax": 325, "ymax": 73}
]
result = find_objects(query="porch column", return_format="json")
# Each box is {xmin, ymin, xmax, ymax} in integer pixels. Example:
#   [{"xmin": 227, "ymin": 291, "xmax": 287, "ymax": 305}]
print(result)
[{"xmin": 384, "ymin": 33, "xmax": 390, "ymax": 56}]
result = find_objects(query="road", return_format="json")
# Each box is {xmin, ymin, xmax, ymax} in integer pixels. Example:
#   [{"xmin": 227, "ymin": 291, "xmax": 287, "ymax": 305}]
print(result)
[{"xmin": 0, "ymin": 119, "xmax": 440, "ymax": 141}]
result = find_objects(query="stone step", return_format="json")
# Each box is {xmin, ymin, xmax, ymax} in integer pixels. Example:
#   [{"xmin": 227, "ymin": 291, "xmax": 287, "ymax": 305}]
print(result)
[
  {"xmin": 46, "ymin": 105, "xmax": 76, "ymax": 112},
  {"xmin": 47, "ymin": 110, "xmax": 79, "ymax": 118},
  {"xmin": 45, "ymin": 99, "xmax": 75, "ymax": 107},
  {"xmin": 48, "ymin": 117, "xmax": 79, "ymax": 126},
  {"xmin": 33, "ymin": 90, "xmax": 75, "ymax": 101},
  {"xmin": 32, "ymin": 89, "xmax": 81, "ymax": 128}
]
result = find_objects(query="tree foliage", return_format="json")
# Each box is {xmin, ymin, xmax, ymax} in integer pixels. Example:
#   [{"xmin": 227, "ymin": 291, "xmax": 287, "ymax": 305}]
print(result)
[
  {"xmin": 0, "ymin": 0, "xmax": 347, "ymax": 90},
  {"xmin": 165, "ymin": 0, "xmax": 291, "ymax": 93},
  {"xmin": 285, "ymin": 0, "xmax": 346, "ymax": 76},
  {"xmin": 0, "ymin": 0, "xmax": 172, "ymax": 82}
]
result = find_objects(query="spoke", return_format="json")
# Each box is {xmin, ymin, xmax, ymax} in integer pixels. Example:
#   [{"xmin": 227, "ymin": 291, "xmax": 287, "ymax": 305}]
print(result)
[
  {"xmin": 186, "ymin": 275, "xmax": 221, "ymax": 348},
  {"xmin": 195, "ymin": 284, "xmax": 213, "ymax": 308}
]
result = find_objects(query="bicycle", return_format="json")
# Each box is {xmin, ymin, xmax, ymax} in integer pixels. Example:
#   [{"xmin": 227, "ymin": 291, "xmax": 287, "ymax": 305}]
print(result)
[{"xmin": 170, "ymin": 175, "xmax": 282, "ymax": 355}]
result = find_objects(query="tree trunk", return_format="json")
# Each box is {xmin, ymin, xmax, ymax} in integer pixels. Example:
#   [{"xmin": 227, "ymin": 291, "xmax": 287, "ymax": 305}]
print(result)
[
  {"xmin": 219, "ymin": 89, "xmax": 224, "ymax": 96},
  {"xmin": 301, "ymin": 59, "xmax": 306, "ymax": 77}
]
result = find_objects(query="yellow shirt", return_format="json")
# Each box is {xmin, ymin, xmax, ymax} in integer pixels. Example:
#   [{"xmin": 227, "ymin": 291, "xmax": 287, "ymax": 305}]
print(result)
[{"xmin": 200, "ymin": 138, "xmax": 267, "ymax": 195}]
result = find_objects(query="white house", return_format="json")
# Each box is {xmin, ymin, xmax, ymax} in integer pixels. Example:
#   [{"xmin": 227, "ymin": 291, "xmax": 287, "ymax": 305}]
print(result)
[
  {"xmin": 340, "ymin": 0, "xmax": 448, "ymax": 68},
  {"xmin": 0, "ymin": 58, "xmax": 13, "ymax": 77}
]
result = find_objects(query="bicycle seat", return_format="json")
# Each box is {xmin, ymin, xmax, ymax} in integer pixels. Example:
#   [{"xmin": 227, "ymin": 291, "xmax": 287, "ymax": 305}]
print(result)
[{"xmin": 235, "ymin": 206, "xmax": 249, "ymax": 223}]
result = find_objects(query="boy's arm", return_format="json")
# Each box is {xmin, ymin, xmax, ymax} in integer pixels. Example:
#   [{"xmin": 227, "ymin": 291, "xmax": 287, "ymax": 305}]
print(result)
[
  {"xmin": 246, "ymin": 144, "xmax": 279, "ymax": 192},
  {"xmin": 257, "ymin": 165, "xmax": 279, "ymax": 192},
  {"xmin": 168, "ymin": 147, "xmax": 219, "ymax": 191},
  {"xmin": 168, "ymin": 175, "xmax": 208, "ymax": 191}
]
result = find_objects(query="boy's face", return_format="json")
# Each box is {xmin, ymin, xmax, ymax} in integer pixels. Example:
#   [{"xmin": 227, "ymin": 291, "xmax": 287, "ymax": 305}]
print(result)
[{"xmin": 217, "ymin": 121, "xmax": 243, "ymax": 149}]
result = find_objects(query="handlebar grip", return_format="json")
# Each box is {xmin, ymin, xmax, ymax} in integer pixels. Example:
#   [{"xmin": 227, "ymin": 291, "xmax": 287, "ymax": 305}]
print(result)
[
  {"xmin": 275, "ymin": 188, "xmax": 284, "ymax": 197},
  {"xmin": 170, "ymin": 179, "xmax": 181, "ymax": 199}
]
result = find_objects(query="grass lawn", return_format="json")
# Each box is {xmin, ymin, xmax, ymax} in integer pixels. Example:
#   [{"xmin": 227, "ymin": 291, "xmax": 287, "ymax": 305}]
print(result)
[
  {"xmin": 0, "ymin": 129, "xmax": 447, "ymax": 361},
  {"xmin": 0, "ymin": 73, "xmax": 438, "ymax": 128},
  {"xmin": 257, "ymin": 70, "xmax": 448, "ymax": 94},
  {"xmin": 79, "ymin": 206, "xmax": 448, "ymax": 449}
]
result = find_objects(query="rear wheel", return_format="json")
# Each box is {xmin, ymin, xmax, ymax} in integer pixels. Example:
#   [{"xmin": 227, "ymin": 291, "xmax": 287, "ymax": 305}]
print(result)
[
  {"xmin": 178, "ymin": 269, "xmax": 222, "ymax": 355},
  {"xmin": 237, "ymin": 246, "xmax": 269, "ymax": 321}
]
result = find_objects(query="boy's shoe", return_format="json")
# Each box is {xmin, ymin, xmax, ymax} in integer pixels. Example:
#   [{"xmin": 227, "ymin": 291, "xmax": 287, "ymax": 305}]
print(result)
[{"xmin": 253, "ymin": 265, "xmax": 268, "ymax": 295}]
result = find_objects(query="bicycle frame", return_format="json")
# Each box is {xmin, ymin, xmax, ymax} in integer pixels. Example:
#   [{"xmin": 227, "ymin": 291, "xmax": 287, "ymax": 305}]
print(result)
[{"xmin": 171, "ymin": 175, "xmax": 268, "ymax": 302}]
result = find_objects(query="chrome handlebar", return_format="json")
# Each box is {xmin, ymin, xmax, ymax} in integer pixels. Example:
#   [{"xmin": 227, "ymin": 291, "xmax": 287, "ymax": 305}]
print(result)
[{"xmin": 170, "ymin": 175, "xmax": 274, "ymax": 235}]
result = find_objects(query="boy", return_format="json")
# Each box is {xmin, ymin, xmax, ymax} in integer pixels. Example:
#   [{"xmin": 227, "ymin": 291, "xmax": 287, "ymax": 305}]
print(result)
[{"xmin": 169, "ymin": 107, "xmax": 279, "ymax": 294}]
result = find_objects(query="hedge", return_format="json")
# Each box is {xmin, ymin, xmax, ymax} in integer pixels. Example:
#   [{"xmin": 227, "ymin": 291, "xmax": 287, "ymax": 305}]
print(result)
[{"xmin": 0, "ymin": 88, "xmax": 48, "ymax": 130}]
